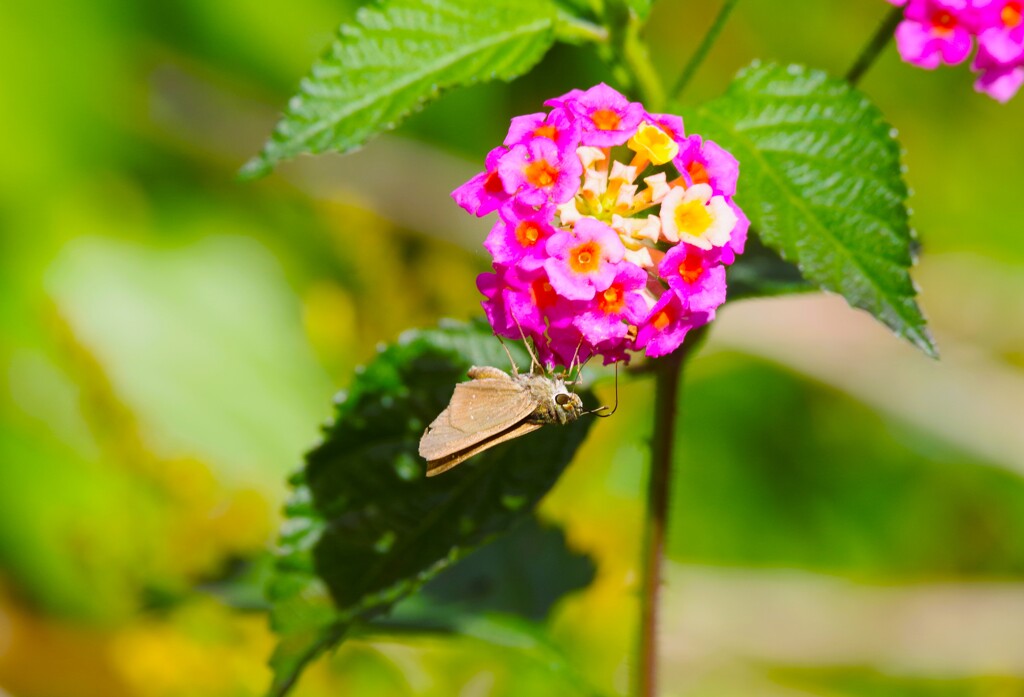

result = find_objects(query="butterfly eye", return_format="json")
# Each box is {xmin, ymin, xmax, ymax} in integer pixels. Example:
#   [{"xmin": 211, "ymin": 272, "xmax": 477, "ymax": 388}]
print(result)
[{"xmin": 555, "ymin": 393, "xmax": 570, "ymax": 406}]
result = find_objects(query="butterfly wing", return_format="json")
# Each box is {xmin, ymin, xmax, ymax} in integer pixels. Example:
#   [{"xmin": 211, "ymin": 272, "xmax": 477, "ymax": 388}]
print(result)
[
  {"xmin": 418, "ymin": 374, "xmax": 537, "ymax": 462},
  {"xmin": 424, "ymin": 421, "xmax": 543, "ymax": 477}
]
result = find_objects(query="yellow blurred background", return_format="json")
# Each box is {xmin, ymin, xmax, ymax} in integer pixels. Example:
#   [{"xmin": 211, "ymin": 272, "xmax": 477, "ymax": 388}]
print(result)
[{"xmin": 1, "ymin": 0, "xmax": 1023, "ymax": 695}]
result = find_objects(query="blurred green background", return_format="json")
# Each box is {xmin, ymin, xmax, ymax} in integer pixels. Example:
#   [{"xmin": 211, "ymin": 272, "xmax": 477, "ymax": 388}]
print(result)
[{"xmin": 1, "ymin": 0, "xmax": 1023, "ymax": 695}]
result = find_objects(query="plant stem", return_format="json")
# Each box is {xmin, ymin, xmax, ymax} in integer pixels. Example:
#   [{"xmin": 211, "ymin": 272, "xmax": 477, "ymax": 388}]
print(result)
[
  {"xmin": 846, "ymin": 5, "xmax": 903, "ymax": 86},
  {"xmin": 554, "ymin": 9, "xmax": 610, "ymax": 45},
  {"xmin": 671, "ymin": 0, "xmax": 741, "ymax": 101},
  {"xmin": 608, "ymin": 4, "xmax": 666, "ymax": 111},
  {"xmin": 627, "ymin": 18, "xmax": 668, "ymax": 110},
  {"xmin": 634, "ymin": 346, "xmax": 685, "ymax": 697}
]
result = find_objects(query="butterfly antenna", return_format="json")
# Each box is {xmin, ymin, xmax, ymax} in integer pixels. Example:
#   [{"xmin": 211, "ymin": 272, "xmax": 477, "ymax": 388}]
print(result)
[
  {"xmin": 495, "ymin": 334, "xmax": 519, "ymax": 376},
  {"xmin": 569, "ymin": 351, "xmax": 595, "ymax": 390},
  {"xmin": 567, "ymin": 338, "xmax": 585, "ymax": 384},
  {"xmin": 586, "ymin": 361, "xmax": 619, "ymax": 418},
  {"xmin": 510, "ymin": 311, "xmax": 543, "ymax": 374}
]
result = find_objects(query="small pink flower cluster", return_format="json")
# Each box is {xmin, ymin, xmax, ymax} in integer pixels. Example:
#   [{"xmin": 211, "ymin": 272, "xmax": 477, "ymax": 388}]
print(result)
[
  {"xmin": 452, "ymin": 84, "xmax": 748, "ymax": 367},
  {"xmin": 888, "ymin": 0, "xmax": 1024, "ymax": 101}
]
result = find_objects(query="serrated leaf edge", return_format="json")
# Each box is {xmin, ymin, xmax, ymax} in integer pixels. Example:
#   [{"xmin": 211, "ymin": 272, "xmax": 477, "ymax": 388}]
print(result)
[{"xmin": 699, "ymin": 64, "xmax": 937, "ymax": 357}]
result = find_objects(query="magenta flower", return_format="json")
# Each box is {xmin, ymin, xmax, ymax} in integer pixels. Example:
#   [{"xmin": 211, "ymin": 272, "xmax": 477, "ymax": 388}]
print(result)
[
  {"xmin": 544, "ymin": 218, "xmax": 626, "ymax": 301},
  {"xmin": 673, "ymin": 136, "xmax": 739, "ymax": 197},
  {"xmin": 644, "ymin": 113, "xmax": 687, "ymax": 145},
  {"xmin": 895, "ymin": 0, "xmax": 975, "ymax": 68},
  {"xmin": 658, "ymin": 244, "xmax": 728, "ymax": 317},
  {"xmin": 722, "ymin": 200, "xmax": 750, "ymax": 266},
  {"xmin": 560, "ymin": 83, "xmax": 646, "ymax": 148},
  {"xmin": 478, "ymin": 265, "xmax": 566, "ymax": 344},
  {"xmin": 452, "ymin": 147, "xmax": 511, "ymax": 216},
  {"xmin": 544, "ymin": 89, "xmax": 584, "ymax": 111},
  {"xmin": 478, "ymin": 266, "xmax": 532, "ymax": 341},
  {"xmin": 635, "ymin": 292, "xmax": 707, "ymax": 359},
  {"xmin": 485, "ymin": 201, "xmax": 557, "ymax": 271},
  {"xmin": 504, "ymin": 108, "xmax": 580, "ymax": 153},
  {"xmin": 452, "ymin": 84, "xmax": 745, "ymax": 366},
  {"xmin": 542, "ymin": 322, "xmax": 591, "ymax": 368},
  {"xmin": 975, "ymin": 0, "xmax": 1024, "ymax": 62},
  {"xmin": 973, "ymin": 43, "xmax": 1024, "ymax": 98},
  {"xmin": 573, "ymin": 264, "xmax": 649, "ymax": 345},
  {"xmin": 887, "ymin": 0, "xmax": 1024, "ymax": 101},
  {"xmin": 498, "ymin": 138, "xmax": 582, "ymax": 207},
  {"xmin": 592, "ymin": 339, "xmax": 633, "ymax": 366}
]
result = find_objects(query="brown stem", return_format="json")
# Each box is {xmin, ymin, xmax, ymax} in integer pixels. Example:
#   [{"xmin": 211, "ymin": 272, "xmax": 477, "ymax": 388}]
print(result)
[
  {"xmin": 845, "ymin": 5, "xmax": 903, "ymax": 86},
  {"xmin": 633, "ymin": 323, "xmax": 707, "ymax": 697},
  {"xmin": 634, "ymin": 347, "xmax": 684, "ymax": 697}
]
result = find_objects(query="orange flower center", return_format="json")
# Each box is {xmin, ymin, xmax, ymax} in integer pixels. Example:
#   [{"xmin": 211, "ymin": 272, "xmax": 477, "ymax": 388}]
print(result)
[
  {"xmin": 533, "ymin": 124, "xmax": 559, "ymax": 140},
  {"xmin": 1003, "ymin": 1, "xmax": 1022, "ymax": 27},
  {"xmin": 597, "ymin": 284, "xmax": 625, "ymax": 314},
  {"xmin": 931, "ymin": 10, "xmax": 956, "ymax": 35},
  {"xmin": 679, "ymin": 251, "xmax": 704, "ymax": 284},
  {"xmin": 652, "ymin": 309, "xmax": 672, "ymax": 331},
  {"xmin": 674, "ymin": 199, "xmax": 713, "ymax": 236},
  {"xmin": 687, "ymin": 161, "xmax": 710, "ymax": 186},
  {"xmin": 525, "ymin": 159, "xmax": 558, "ymax": 188},
  {"xmin": 569, "ymin": 241, "xmax": 601, "ymax": 274},
  {"xmin": 591, "ymin": 108, "xmax": 621, "ymax": 131},
  {"xmin": 515, "ymin": 221, "xmax": 543, "ymax": 247},
  {"xmin": 530, "ymin": 278, "xmax": 558, "ymax": 310}
]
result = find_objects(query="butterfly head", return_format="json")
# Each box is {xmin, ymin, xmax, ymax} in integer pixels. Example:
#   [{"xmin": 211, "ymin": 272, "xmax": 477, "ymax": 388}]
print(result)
[{"xmin": 552, "ymin": 383, "xmax": 583, "ymax": 424}]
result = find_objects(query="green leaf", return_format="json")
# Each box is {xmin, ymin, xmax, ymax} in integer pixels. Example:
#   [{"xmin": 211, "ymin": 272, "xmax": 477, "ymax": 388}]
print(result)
[
  {"xmin": 364, "ymin": 518, "xmax": 601, "ymax": 695},
  {"xmin": 603, "ymin": 0, "xmax": 653, "ymax": 21},
  {"xmin": 623, "ymin": 0, "xmax": 654, "ymax": 20},
  {"xmin": 552, "ymin": 0, "xmax": 598, "ymax": 17},
  {"xmin": 241, "ymin": 0, "xmax": 558, "ymax": 179},
  {"xmin": 417, "ymin": 516, "xmax": 596, "ymax": 620},
  {"xmin": 727, "ymin": 232, "xmax": 813, "ymax": 301},
  {"xmin": 265, "ymin": 320, "xmax": 594, "ymax": 696},
  {"xmin": 685, "ymin": 63, "xmax": 937, "ymax": 357},
  {"xmin": 370, "ymin": 608, "xmax": 609, "ymax": 697}
]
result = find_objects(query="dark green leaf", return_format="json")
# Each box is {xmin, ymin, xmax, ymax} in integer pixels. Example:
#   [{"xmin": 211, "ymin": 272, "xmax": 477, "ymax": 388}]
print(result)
[
  {"xmin": 362, "ymin": 517, "xmax": 600, "ymax": 695},
  {"xmin": 265, "ymin": 320, "xmax": 594, "ymax": 695},
  {"xmin": 727, "ymin": 231, "xmax": 813, "ymax": 301},
  {"xmin": 242, "ymin": 0, "xmax": 558, "ymax": 179},
  {"xmin": 686, "ymin": 63, "xmax": 936, "ymax": 357},
  {"xmin": 603, "ymin": 0, "xmax": 653, "ymax": 21},
  {"xmin": 418, "ymin": 515, "xmax": 595, "ymax": 620}
]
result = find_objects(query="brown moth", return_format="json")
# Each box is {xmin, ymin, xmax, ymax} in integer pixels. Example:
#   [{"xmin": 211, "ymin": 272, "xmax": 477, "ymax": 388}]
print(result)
[{"xmin": 418, "ymin": 365, "xmax": 584, "ymax": 477}]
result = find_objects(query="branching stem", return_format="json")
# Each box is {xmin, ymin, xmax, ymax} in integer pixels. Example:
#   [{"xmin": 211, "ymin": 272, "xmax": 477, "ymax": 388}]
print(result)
[
  {"xmin": 846, "ymin": 5, "xmax": 903, "ymax": 86},
  {"xmin": 555, "ymin": 10, "xmax": 610, "ymax": 45},
  {"xmin": 671, "ymin": 0, "xmax": 741, "ymax": 100}
]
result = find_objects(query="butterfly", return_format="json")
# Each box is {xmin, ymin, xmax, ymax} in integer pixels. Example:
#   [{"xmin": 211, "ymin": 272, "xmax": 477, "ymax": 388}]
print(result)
[{"xmin": 418, "ymin": 363, "xmax": 584, "ymax": 476}]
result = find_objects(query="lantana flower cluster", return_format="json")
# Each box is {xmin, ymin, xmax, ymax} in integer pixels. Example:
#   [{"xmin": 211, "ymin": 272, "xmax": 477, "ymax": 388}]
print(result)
[
  {"xmin": 452, "ymin": 84, "xmax": 747, "ymax": 367},
  {"xmin": 888, "ymin": 0, "xmax": 1024, "ymax": 101}
]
